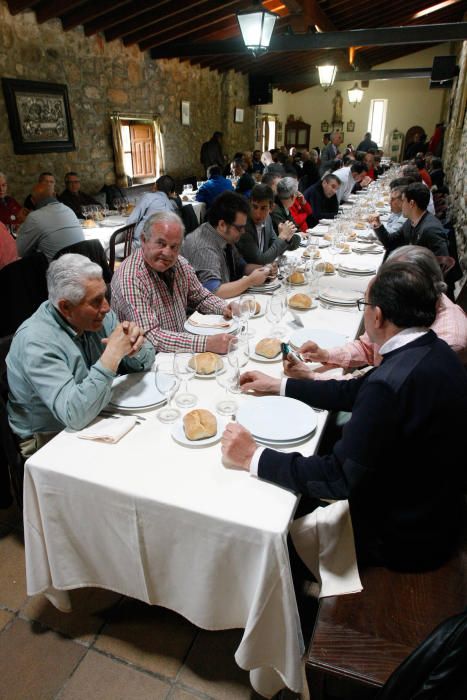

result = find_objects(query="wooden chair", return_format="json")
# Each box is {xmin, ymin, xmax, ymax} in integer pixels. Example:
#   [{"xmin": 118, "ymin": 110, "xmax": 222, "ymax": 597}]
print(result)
[
  {"xmin": 305, "ymin": 543, "xmax": 467, "ymax": 699},
  {"xmin": 54, "ymin": 238, "xmax": 112, "ymax": 283},
  {"xmin": 108, "ymin": 224, "xmax": 135, "ymax": 273},
  {"xmin": 0, "ymin": 253, "xmax": 48, "ymax": 337}
]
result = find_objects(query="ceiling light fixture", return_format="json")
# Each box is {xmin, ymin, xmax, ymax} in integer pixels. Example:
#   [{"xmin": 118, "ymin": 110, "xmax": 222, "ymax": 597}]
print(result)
[
  {"xmin": 317, "ymin": 65, "xmax": 337, "ymax": 90},
  {"xmin": 347, "ymin": 81, "xmax": 364, "ymax": 107},
  {"xmin": 413, "ymin": 0, "xmax": 460, "ymax": 19},
  {"xmin": 236, "ymin": 0, "xmax": 279, "ymax": 57}
]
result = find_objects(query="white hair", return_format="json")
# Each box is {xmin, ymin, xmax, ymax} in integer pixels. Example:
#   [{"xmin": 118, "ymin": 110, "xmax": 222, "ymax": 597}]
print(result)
[
  {"xmin": 47, "ymin": 254, "xmax": 103, "ymax": 307},
  {"xmin": 141, "ymin": 210, "xmax": 185, "ymax": 240},
  {"xmin": 276, "ymin": 177, "xmax": 298, "ymax": 200}
]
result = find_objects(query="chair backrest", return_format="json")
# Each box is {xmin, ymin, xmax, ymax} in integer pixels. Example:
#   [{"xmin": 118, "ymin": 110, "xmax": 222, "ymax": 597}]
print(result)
[
  {"xmin": 0, "ymin": 253, "xmax": 49, "ymax": 337},
  {"xmin": 108, "ymin": 224, "xmax": 135, "ymax": 273},
  {"xmin": 53, "ymin": 238, "xmax": 112, "ymax": 283}
]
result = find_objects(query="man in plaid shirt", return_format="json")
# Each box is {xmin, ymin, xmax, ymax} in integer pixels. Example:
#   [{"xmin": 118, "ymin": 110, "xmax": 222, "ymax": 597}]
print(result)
[{"xmin": 111, "ymin": 211, "xmax": 236, "ymax": 354}]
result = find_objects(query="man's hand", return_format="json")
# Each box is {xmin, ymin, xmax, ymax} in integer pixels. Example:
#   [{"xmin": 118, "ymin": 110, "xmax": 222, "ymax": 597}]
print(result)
[
  {"xmin": 240, "ymin": 370, "xmax": 281, "ymax": 395},
  {"xmin": 101, "ymin": 321, "xmax": 145, "ymax": 371},
  {"xmin": 283, "ymin": 358, "xmax": 316, "ymax": 380},
  {"xmin": 223, "ymin": 301, "xmax": 239, "ymax": 319},
  {"xmin": 247, "ymin": 267, "xmax": 270, "ymax": 287},
  {"xmin": 367, "ymin": 213, "xmax": 381, "ymax": 229},
  {"xmin": 221, "ymin": 422, "xmax": 257, "ymax": 470},
  {"xmin": 206, "ymin": 333, "xmax": 235, "ymax": 354},
  {"xmin": 299, "ymin": 341, "xmax": 330, "ymax": 364},
  {"xmin": 294, "ymin": 191, "xmax": 306, "ymax": 207},
  {"xmin": 361, "ymin": 175, "xmax": 372, "ymax": 188},
  {"xmin": 278, "ymin": 220, "xmax": 297, "ymax": 242}
]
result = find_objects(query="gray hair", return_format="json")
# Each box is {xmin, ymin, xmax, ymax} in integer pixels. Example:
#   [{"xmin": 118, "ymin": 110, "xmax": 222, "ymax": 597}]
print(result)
[
  {"xmin": 309, "ymin": 149, "xmax": 318, "ymax": 161},
  {"xmin": 276, "ymin": 177, "xmax": 298, "ymax": 201},
  {"xmin": 386, "ymin": 245, "xmax": 447, "ymax": 296},
  {"xmin": 47, "ymin": 254, "xmax": 103, "ymax": 307},
  {"xmin": 141, "ymin": 210, "xmax": 185, "ymax": 241}
]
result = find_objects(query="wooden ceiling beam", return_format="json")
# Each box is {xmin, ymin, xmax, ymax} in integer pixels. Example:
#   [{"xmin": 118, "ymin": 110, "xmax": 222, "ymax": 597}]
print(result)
[
  {"xmin": 34, "ymin": 0, "xmax": 87, "ymax": 24},
  {"xmin": 7, "ymin": 0, "xmax": 41, "ymax": 13},
  {"xmin": 274, "ymin": 66, "xmax": 433, "ymax": 87},
  {"xmin": 61, "ymin": 0, "xmax": 131, "ymax": 31},
  {"xmin": 83, "ymin": 0, "xmax": 171, "ymax": 36}
]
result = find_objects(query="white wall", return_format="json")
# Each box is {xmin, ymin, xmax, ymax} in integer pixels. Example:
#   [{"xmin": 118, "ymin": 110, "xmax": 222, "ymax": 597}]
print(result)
[{"xmin": 260, "ymin": 44, "xmax": 453, "ymax": 153}]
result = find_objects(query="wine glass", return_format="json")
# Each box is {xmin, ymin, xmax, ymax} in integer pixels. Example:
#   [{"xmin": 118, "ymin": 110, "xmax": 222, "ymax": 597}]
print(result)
[
  {"xmin": 154, "ymin": 357, "xmax": 180, "ymax": 423},
  {"xmin": 215, "ymin": 356, "xmax": 240, "ymax": 416},
  {"xmin": 173, "ymin": 351, "xmax": 197, "ymax": 408},
  {"xmin": 239, "ymin": 294, "xmax": 256, "ymax": 337},
  {"xmin": 266, "ymin": 294, "xmax": 285, "ymax": 338},
  {"xmin": 228, "ymin": 335, "xmax": 249, "ymax": 369}
]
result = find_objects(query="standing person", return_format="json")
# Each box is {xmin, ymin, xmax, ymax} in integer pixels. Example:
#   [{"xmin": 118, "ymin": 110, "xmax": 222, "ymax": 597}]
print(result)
[
  {"xmin": 59, "ymin": 172, "xmax": 99, "ymax": 218},
  {"xmin": 0, "ymin": 172, "xmax": 22, "ymax": 230},
  {"xmin": 200, "ymin": 131, "xmax": 224, "ymax": 174},
  {"xmin": 24, "ymin": 172, "xmax": 56, "ymax": 210},
  {"xmin": 357, "ymin": 132, "xmax": 378, "ymax": 152},
  {"xmin": 319, "ymin": 131, "xmax": 343, "ymax": 174}
]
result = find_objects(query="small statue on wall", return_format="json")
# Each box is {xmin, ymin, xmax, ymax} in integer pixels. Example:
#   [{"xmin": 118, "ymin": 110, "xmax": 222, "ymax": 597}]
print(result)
[{"xmin": 332, "ymin": 90, "xmax": 343, "ymax": 123}]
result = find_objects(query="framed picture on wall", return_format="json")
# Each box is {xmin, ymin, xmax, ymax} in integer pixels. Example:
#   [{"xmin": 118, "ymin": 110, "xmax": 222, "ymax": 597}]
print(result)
[
  {"xmin": 2, "ymin": 78, "xmax": 75, "ymax": 154},
  {"xmin": 346, "ymin": 120, "xmax": 355, "ymax": 132},
  {"xmin": 234, "ymin": 108, "xmax": 244, "ymax": 123},
  {"xmin": 181, "ymin": 100, "xmax": 190, "ymax": 126}
]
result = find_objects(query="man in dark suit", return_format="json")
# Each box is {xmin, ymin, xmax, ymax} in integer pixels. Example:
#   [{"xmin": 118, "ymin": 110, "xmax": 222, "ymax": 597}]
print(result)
[
  {"xmin": 236, "ymin": 184, "xmax": 300, "ymax": 265},
  {"xmin": 221, "ymin": 263, "xmax": 467, "ymax": 571},
  {"xmin": 303, "ymin": 174, "xmax": 340, "ymax": 226},
  {"xmin": 369, "ymin": 182, "xmax": 449, "ymax": 257}
]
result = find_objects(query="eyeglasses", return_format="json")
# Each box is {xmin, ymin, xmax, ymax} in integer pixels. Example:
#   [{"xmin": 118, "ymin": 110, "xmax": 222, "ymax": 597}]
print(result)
[
  {"xmin": 229, "ymin": 223, "xmax": 246, "ymax": 233},
  {"xmin": 356, "ymin": 298, "xmax": 374, "ymax": 311}
]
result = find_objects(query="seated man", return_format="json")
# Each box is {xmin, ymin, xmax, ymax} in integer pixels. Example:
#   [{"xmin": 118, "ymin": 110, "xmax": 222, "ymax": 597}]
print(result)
[
  {"xmin": 303, "ymin": 174, "xmax": 340, "ymax": 226},
  {"xmin": 369, "ymin": 182, "xmax": 449, "ymax": 257},
  {"xmin": 232, "ymin": 158, "xmax": 255, "ymax": 198},
  {"xmin": 333, "ymin": 162, "xmax": 368, "ymax": 203},
  {"xmin": 0, "ymin": 171, "xmax": 23, "ymax": 229},
  {"xmin": 24, "ymin": 172, "xmax": 56, "ymax": 210},
  {"xmin": 59, "ymin": 172, "xmax": 100, "ymax": 218},
  {"xmin": 127, "ymin": 175, "xmax": 180, "ymax": 245},
  {"xmin": 16, "ymin": 182, "xmax": 84, "ymax": 261},
  {"xmin": 283, "ymin": 245, "xmax": 467, "ymax": 379},
  {"xmin": 182, "ymin": 191, "xmax": 270, "ymax": 299},
  {"xmin": 236, "ymin": 184, "xmax": 300, "ymax": 265},
  {"xmin": 385, "ymin": 181, "xmax": 408, "ymax": 233},
  {"xmin": 195, "ymin": 165, "xmax": 234, "ymax": 209},
  {"xmin": 111, "ymin": 211, "xmax": 234, "ymax": 354},
  {"xmin": 7, "ymin": 254, "xmax": 153, "ymax": 455},
  {"xmin": 222, "ymin": 263, "xmax": 467, "ymax": 571}
]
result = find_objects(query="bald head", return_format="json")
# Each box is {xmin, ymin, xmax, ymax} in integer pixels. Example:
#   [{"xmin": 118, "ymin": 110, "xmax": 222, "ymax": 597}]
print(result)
[{"xmin": 32, "ymin": 181, "xmax": 56, "ymax": 205}]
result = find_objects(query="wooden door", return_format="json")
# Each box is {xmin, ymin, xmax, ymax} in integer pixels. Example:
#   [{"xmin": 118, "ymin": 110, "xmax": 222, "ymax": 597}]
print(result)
[{"xmin": 130, "ymin": 123, "xmax": 155, "ymax": 178}]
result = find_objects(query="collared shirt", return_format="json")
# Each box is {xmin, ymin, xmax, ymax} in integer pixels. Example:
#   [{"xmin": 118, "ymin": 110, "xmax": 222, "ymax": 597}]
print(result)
[
  {"xmin": 127, "ymin": 191, "xmax": 180, "ymax": 243},
  {"xmin": 16, "ymin": 200, "xmax": 84, "ymax": 261},
  {"xmin": 386, "ymin": 212, "xmax": 407, "ymax": 233},
  {"xmin": 111, "ymin": 248, "xmax": 227, "ymax": 353},
  {"xmin": 334, "ymin": 166, "xmax": 354, "ymax": 203},
  {"xmin": 6, "ymin": 301, "xmax": 154, "ymax": 438},
  {"xmin": 255, "ymin": 223, "xmax": 265, "ymax": 252},
  {"xmin": 181, "ymin": 222, "xmax": 246, "ymax": 290}
]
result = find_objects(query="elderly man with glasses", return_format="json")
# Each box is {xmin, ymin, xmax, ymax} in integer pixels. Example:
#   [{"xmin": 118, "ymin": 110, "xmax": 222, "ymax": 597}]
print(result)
[
  {"xmin": 59, "ymin": 171, "xmax": 99, "ymax": 218},
  {"xmin": 182, "ymin": 191, "xmax": 270, "ymax": 299}
]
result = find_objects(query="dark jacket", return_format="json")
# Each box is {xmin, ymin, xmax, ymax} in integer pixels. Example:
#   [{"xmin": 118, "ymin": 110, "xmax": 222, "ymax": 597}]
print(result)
[
  {"xmin": 59, "ymin": 189, "xmax": 99, "ymax": 218},
  {"xmin": 375, "ymin": 211, "xmax": 449, "ymax": 257},
  {"xmin": 303, "ymin": 181, "xmax": 339, "ymax": 226},
  {"xmin": 236, "ymin": 214, "xmax": 300, "ymax": 265}
]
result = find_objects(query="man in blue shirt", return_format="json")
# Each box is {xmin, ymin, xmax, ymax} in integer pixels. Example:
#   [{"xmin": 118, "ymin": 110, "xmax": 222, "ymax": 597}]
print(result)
[{"xmin": 195, "ymin": 165, "xmax": 233, "ymax": 210}]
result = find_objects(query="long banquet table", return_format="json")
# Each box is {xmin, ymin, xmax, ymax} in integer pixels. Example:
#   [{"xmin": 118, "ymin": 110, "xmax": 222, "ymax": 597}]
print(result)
[{"xmin": 23, "ymin": 231, "xmax": 385, "ymax": 697}]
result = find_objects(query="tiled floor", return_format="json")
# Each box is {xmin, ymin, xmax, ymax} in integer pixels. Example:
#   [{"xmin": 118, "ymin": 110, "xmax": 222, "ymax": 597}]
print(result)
[{"xmin": 0, "ymin": 502, "xmax": 266, "ymax": 700}]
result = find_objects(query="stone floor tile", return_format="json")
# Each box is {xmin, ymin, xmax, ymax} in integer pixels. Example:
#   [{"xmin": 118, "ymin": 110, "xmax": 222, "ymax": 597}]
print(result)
[
  {"xmin": 0, "ymin": 501, "xmax": 22, "ymax": 535},
  {"xmin": 21, "ymin": 587, "xmax": 123, "ymax": 644},
  {"xmin": 94, "ymin": 598, "xmax": 197, "ymax": 679},
  {"xmin": 0, "ymin": 617, "xmax": 86, "ymax": 700},
  {"xmin": 58, "ymin": 649, "xmax": 171, "ymax": 700},
  {"xmin": 178, "ymin": 629, "xmax": 260, "ymax": 700},
  {"xmin": 0, "ymin": 608, "xmax": 14, "ymax": 631},
  {"xmin": 0, "ymin": 531, "xmax": 28, "ymax": 610},
  {"xmin": 170, "ymin": 688, "xmax": 207, "ymax": 700}
]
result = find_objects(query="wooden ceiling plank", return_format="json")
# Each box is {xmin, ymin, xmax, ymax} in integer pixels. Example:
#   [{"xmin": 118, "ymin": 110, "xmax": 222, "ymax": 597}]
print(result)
[
  {"xmin": 7, "ymin": 0, "xmax": 42, "ymax": 13},
  {"xmin": 35, "ymin": 0, "xmax": 87, "ymax": 24},
  {"xmin": 83, "ymin": 0, "xmax": 171, "ymax": 36},
  {"xmin": 61, "ymin": 0, "xmax": 131, "ymax": 30}
]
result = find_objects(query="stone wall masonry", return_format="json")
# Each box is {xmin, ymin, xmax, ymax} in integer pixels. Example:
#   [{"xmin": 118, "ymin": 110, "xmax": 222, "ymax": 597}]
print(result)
[{"xmin": 0, "ymin": 1, "xmax": 255, "ymax": 202}]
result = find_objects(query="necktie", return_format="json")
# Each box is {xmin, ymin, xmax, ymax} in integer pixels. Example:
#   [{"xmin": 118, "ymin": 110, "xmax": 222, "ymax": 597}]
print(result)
[{"xmin": 224, "ymin": 244, "xmax": 236, "ymax": 281}]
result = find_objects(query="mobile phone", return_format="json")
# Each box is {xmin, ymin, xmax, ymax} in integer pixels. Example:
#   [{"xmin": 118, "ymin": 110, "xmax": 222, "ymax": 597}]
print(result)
[{"xmin": 281, "ymin": 342, "xmax": 302, "ymax": 363}]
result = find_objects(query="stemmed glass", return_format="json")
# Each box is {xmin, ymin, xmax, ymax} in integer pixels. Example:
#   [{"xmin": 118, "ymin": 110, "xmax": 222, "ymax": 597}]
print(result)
[
  {"xmin": 154, "ymin": 357, "xmax": 180, "ymax": 423},
  {"xmin": 239, "ymin": 294, "xmax": 256, "ymax": 337},
  {"xmin": 266, "ymin": 293, "xmax": 286, "ymax": 338},
  {"xmin": 228, "ymin": 335, "xmax": 249, "ymax": 369},
  {"xmin": 215, "ymin": 356, "xmax": 240, "ymax": 416},
  {"xmin": 173, "ymin": 351, "xmax": 197, "ymax": 408}
]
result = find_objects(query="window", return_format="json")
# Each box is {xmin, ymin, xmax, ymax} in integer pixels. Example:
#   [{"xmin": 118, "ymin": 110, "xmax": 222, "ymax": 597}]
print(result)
[
  {"xmin": 367, "ymin": 99, "xmax": 388, "ymax": 147},
  {"xmin": 262, "ymin": 115, "xmax": 277, "ymax": 151},
  {"xmin": 121, "ymin": 121, "xmax": 156, "ymax": 182}
]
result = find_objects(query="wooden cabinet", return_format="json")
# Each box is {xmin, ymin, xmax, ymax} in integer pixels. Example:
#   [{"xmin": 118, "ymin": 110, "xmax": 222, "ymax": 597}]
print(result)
[{"xmin": 285, "ymin": 119, "xmax": 310, "ymax": 150}]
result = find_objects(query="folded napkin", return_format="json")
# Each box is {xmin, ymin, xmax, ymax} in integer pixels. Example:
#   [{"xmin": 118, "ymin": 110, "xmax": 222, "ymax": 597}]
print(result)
[
  {"xmin": 319, "ymin": 218, "xmax": 334, "ymax": 225},
  {"xmin": 290, "ymin": 500, "xmax": 363, "ymax": 598},
  {"xmin": 310, "ymin": 224, "xmax": 329, "ymax": 235},
  {"xmin": 77, "ymin": 416, "xmax": 136, "ymax": 443},
  {"xmin": 187, "ymin": 311, "xmax": 231, "ymax": 329}
]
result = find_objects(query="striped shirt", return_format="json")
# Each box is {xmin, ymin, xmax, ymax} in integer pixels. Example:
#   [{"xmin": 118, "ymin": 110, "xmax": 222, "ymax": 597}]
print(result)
[{"xmin": 110, "ymin": 248, "xmax": 227, "ymax": 353}]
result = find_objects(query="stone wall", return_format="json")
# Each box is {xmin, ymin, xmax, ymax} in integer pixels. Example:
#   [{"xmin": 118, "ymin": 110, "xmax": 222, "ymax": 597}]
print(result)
[
  {"xmin": 443, "ymin": 40, "xmax": 467, "ymax": 269},
  {"xmin": 0, "ymin": 0, "xmax": 255, "ymax": 202}
]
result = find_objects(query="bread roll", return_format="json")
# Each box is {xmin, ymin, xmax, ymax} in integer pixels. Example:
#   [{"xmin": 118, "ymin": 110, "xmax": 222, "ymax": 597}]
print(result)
[
  {"xmin": 355, "ymin": 222, "xmax": 366, "ymax": 230},
  {"xmin": 288, "ymin": 293, "xmax": 312, "ymax": 309},
  {"xmin": 302, "ymin": 248, "xmax": 311, "ymax": 258},
  {"xmin": 183, "ymin": 409, "xmax": 217, "ymax": 440},
  {"xmin": 315, "ymin": 262, "xmax": 335, "ymax": 273},
  {"xmin": 83, "ymin": 219, "xmax": 96, "ymax": 228},
  {"xmin": 188, "ymin": 352, "xmax": 222, "ymax": 375},
  {"xmin": 288, "ymin": 271, "xmax": 305, "ymax": 284},
  {"xmin": 254, "ymin": 301, "xmax": 261, "ymax": 315},
  {"xmin": 255, "ymin": 338, "xmax": 281, "ymax": 358}
]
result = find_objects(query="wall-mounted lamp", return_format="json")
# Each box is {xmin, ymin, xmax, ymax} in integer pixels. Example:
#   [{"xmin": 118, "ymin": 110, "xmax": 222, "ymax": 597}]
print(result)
[{"xmin": 236, "ymin": 1, "xmax": 278, "ymax": 57}]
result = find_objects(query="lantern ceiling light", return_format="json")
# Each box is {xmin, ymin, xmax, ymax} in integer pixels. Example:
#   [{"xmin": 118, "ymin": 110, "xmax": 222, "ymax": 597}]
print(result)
[
  {"xmin": 347, "ymin": 82, "xmax": 364, "ymax": 107},
  {"xmin": 236, "ymin": 0, "xmax": 279, "ymax": 57},
  {"xmin": 317, "ymin": 65, "xmax": 337, "ymax": 90}
]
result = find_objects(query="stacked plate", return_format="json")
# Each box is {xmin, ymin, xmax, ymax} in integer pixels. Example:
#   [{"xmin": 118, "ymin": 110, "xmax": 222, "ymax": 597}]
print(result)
[
  {"xmin": 236, "ymin": 396, "xmax": 317, "ymax": 446},
  {"xmin": 289, "ymin": 328, "xmax": 347, "ymax": 351},
  {"xmin": 339, "ymin": 262, "xmax": 377, "ymax": 277},
  {"xmin": 184, "ymin": 316, "xmax": 239, "ymax": 336},
  {"xmin": 109, "ymin": 372, "xmax": 167, "ymax": 411},
  {"xmin": 319, "ymin": 287, "xmax": 361, "ymax": 308},
  {"xmin": 100, "ymin": 216, "xmax": 128, "ymax": 227},
  {"xmin": 248, "ymin": 280, "xmax": 281, "ymax": 293}
]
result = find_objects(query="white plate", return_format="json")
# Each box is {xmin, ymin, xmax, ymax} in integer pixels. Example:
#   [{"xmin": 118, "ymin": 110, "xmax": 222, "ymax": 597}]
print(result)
[
  {"xmin": 319, "ymin": 219, "xmax": 334, "ymax": 225},
  {"xmin": 289, "ymin": 328, "xmax": 347, "ymax": 350},
  {"xmin": 184, "ymin": 318, "xmax": 239, "ymax": 336},
  {"xmin": 171, "ymin": 416, "xmax": 226, "ymax": 447},
  {"xmin": 99, "ymin": 216, "xmax": 128, "ymax": 227},
  {"xmin": 318, "ymin": 240, "xmax": 331, "ymax": 248},
  {"xmin": 250, "ymin": 350, "xmax": 283, "ymax": 363},
  {"xmin": 319, "ymin": 288, "xmax": 361, "ymax": 304},
  {"xmin": 109, "ymin": 372, "xmax": 168, "ymax": 410},
  {"xmin": 237, "ymin": 396, "xmax": 317, "ymax": 442},
  {"xmin": 255, "ymin": 428, "xmax": 317, "ymax": 446}
]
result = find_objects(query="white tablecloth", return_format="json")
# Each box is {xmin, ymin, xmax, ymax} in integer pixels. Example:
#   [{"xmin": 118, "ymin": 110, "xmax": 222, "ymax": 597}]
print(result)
[{"xmin": 23, "ymin": 240, "xmax": 383, "ymax": 697}]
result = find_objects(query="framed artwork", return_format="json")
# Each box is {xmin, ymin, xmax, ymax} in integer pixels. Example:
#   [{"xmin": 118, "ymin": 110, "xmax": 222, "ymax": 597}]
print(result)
[
  {"xmin": 234, "ymin": 108, "xmax": 244, "ymax": 123},
  {"xmin": 320, "ymin": 120, "xmax": 329, "ymax": 132},
  {"xmin": 2, "ymin": 78, "xmax": 75, "ymax": 154},
  {"xmin": 346, "ymin": 120, "xmax": 355, "ymax": 132},
  {"xmin": 181, "ymin": 100, "xmax": 190, "ymax": 126}
]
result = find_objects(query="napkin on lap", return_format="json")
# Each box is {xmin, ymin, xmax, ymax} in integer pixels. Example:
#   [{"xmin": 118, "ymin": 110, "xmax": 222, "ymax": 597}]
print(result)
[
  {"xmin": 77, "ymin": 416, "xmax": 137, "ymax": 443},
  {"xmin": 187, "ymin": 311, "xmax": 232, "ymax": 329},
  {"xmin": 290, "ymin": 500, "xmax": 363, "ymax": 598}
]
